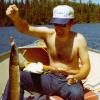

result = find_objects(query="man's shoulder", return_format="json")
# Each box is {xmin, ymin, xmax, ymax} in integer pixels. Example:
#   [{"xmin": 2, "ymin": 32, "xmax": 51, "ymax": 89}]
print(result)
[
  {"xmin": 76, "ymin": 32, "xmax": 87, "ymax": 47},
  {"xmin": 43, "ymin": 26, "xmax": 55, "ymax": 36},
  {"xmin": 76, "ymin": 32, "xmax": 86, "ymax": 41}
]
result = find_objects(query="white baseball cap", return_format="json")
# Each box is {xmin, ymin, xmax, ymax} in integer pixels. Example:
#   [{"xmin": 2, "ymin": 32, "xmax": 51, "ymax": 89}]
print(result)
[{"xmin": 50, "ymin": 5, "xmax": 74, "ymax": 25}]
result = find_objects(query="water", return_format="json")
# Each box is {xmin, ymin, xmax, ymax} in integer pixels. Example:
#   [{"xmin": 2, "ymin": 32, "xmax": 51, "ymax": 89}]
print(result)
[
  {"xmin": 0, "ymin": 27, "xmax": 38, "ymax": 54},
  {"xmin": 72, "ymin": 23, "xmax": 100, "ymax": 50},
  {"xmin": 0, "ymin": 23, "xmax": 100, "ymax": 54}
]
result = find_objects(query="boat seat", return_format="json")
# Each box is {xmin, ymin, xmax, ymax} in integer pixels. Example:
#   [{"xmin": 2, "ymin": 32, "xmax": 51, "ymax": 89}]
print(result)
[
  {"xmin": 49, "ymin": 89, "xmax": 98, "ymax": 100},
  {"xmin": 25, "ymin": 87, "xmax": 98, "ymax": 100}
]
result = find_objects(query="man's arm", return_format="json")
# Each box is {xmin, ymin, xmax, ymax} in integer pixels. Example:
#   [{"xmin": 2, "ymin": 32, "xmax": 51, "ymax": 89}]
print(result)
[
  {"xmin": 74, "ymin": 34, "xmax": 91, "ymax": 80},
  {"xmin": 6, "ymin": 4, "xmax": 54, "ymax": 38},
  {"xmin": 43, "ymin": 65, "xmax": 79, "ymax": 75}
]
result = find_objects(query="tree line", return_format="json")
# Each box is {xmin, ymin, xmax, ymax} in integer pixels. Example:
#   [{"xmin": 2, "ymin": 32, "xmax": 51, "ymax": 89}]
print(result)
[{"xmin": 0, "ymin": 0, "xmax": 100, "ymax": 26}]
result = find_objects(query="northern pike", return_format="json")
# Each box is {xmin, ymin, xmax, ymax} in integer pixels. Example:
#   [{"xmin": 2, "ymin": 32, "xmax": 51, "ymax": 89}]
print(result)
[{"xmin": 8, "ymin": 36, "xmax": 20, "ymax": 100}]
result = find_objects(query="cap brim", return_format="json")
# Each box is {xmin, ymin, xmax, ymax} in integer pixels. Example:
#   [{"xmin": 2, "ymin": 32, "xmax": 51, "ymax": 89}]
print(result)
[{"xmin": 50, "ymin": 18, "xmax": 70, "ymax": 25}]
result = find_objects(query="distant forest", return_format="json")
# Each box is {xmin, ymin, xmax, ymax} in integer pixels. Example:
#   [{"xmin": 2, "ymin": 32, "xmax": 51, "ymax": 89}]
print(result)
[{"xmin": 0, "ymin": 0, "xmax": 100, "ymax": 26}]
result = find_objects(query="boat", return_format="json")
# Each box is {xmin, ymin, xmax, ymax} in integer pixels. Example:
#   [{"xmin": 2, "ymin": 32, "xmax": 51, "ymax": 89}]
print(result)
[{"xmin": 0, "ymin": 39, "xmax": 100, "ymax": 100}]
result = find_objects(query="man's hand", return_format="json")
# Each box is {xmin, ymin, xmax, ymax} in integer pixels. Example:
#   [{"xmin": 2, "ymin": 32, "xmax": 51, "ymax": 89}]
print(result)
[
  {"xmin": 66, "ymin": 75, "xmax": 78, "ymax": 85},
  {"xmin": 6, "ymin": 4, "xmax": 19, "ymax": 20}
]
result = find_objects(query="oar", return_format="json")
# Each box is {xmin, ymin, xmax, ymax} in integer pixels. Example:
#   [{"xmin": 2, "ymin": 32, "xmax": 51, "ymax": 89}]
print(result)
[{"xmin": 8, "ymin": 36, "xmax": 20, "ymax": 100}]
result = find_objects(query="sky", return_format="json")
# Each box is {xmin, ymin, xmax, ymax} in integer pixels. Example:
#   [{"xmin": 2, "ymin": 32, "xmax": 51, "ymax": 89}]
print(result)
[
  {"xmin": 4, "ymin": 0, "xmax": 100, "ymax": 5},
  {"xmin": 70, "ymin": 0, "xmax": 100, "ymax": 4}
]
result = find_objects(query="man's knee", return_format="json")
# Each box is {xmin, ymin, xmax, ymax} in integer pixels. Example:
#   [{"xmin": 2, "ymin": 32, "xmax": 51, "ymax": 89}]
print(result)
[{"xmin": 70, "ymin": 89, "xmax": 84, "ymax": 100}]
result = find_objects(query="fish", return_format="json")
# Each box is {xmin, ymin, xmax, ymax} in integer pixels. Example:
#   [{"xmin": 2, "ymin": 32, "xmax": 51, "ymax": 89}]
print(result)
[{"xmin": 8, "ymin": 36, "xmax": 20, "ymax": 100}]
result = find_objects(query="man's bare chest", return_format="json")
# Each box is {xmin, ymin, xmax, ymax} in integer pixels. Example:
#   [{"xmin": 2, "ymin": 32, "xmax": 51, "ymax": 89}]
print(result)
[
  {"xmin": 56, "ymin": 46, "xmax": 73, "ymax": 60},
  {"xmin": 47, "ymin": 41, "xmax": 77, "ymax": 63},
  {"xmin": 46, "ymin": 33, "xmax": 78, "ymax": 62}
]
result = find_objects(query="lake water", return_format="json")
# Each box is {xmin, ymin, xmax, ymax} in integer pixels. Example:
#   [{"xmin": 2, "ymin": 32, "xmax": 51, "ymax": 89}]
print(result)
[{"xmin": 0, "ymin": 23, "xmax": 100, "ymax": 54}]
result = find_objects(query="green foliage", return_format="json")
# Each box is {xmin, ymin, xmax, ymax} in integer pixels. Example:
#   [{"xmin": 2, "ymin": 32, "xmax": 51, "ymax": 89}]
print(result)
[{"xmin": 0, "ymin": 0, "xmax": 100, "ymax": 26}]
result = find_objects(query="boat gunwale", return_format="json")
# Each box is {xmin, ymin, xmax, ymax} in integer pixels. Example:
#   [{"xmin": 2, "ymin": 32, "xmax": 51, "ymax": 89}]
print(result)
[{"xmin": 0, "ymin": 47, "xmax": 100, "ymax": 62}]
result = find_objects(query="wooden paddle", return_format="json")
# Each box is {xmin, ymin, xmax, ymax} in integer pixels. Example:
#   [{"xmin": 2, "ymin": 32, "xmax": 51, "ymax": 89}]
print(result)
[{"xmin": 8, "ymin": 36, "xmax": 20, "ymax": 100}]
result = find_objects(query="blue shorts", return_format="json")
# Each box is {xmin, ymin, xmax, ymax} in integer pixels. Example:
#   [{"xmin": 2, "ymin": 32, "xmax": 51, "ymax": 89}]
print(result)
[
  {"xmin": 20, "ymin": 71, "xmax": 84, "ymax": 100},
  {"xmin": 3, "ymin": 71, "xmax": 84, "ymax": 100}
]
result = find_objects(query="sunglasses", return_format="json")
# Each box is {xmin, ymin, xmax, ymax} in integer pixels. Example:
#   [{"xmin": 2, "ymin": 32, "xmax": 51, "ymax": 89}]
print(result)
[{"xmin": 54, "ymin": 24, "xmax": 66, "ymax": 27}]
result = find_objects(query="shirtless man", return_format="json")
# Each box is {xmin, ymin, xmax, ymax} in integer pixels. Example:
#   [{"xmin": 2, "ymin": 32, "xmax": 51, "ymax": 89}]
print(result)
[{"xmin": 3, "ymin": 5, "xmax": 90, "ymax": 100}]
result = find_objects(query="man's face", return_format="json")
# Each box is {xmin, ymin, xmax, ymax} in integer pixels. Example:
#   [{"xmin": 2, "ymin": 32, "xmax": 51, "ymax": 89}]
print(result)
[{"xmin": 54, "ymin": 24, "xmax": 69, "ymax": 37}]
